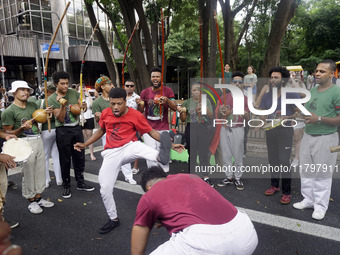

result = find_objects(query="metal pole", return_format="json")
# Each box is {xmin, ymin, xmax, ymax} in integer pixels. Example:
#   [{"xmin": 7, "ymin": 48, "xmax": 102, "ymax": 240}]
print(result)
[
  {"xmin": 1, "ymin": 35, "xmax": 5, "ymax": 88},
  {"xmin": 33, "ymin": 35, "xmax": 42, "ymax": 87},
  {"xmin": 14, "ymin": 10, "xmax": 66, "ymax": 71},
  {"xmin": 177, "ymin": 66, "xmax": 180, "ymax": 100}
]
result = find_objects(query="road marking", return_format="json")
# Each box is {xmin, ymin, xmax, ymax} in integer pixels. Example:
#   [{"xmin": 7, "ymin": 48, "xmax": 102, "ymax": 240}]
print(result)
[{"xmin": 8, "ymin": 146, "xmax": 340, "ymax": 242}]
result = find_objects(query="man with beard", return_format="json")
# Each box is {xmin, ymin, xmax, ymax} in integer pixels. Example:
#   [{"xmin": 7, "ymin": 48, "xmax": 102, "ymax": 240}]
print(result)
[
  {"xmin": 293, "ymin": 60, "xmax": 340, "ymax": 220},
  {"xmin": 138, "ymin": 67, "xmax": 177, "ymax": 172},
  {"xmin": 2, "ymin": 81, "xmax": 54, "ymax": 214},
  {"xmin": 48, "ymin": 71, "xmax": 94, "ymax": 199},
  {"xmin": 74, "ymin": 88, "xmax": 185, "ymax": 234},
  {"xmin": 259, "ymin": 67, "xmax": 300, "ymax": 205}
]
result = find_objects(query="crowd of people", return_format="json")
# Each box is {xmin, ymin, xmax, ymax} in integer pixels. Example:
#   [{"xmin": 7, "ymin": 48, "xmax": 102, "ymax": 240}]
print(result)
[{"xmin": 0, "ymin": 59, "xmax": 338, "ymax": 254}]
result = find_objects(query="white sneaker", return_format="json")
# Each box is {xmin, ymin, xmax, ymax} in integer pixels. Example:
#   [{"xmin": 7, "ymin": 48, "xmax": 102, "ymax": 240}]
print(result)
[
  {"xmin": 125, "ymin": 178, "xmax": 137, "ymax": 185},
  {"xmin": 28, "ymin": 202, "xmax": 43, "ymax": 214},
  {"xmin": 132, "ymin": 168, "xmax": 139, "ymax": 174},
  {"xmin": 312, "ymin": 211, "xmax": 325, "ymax": 220},
  {"xmin": 38, "ymin": 198, "xmax": 54, "ymax": 208},
  {"xmin": 291, "ymin": 158, "xmax": 299, "ymax": 167},
  {"xmin": 45, "ymin": 182, "xmax": 50, "ymax": 189},
  {"xmin": 293, "ymin": 201, "xmax": 313, "ymax": 210}
]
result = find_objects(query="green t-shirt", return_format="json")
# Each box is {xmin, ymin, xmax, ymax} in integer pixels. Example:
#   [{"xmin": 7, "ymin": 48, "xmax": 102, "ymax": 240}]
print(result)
[
  {"xmin": 28, "ymin": 96, "xmax": 37, "ymax": 103},
  {"xmin": 305, "ymin": 85, "xmax": 340, "ymax": 135},
  {"xmin": 219, "ymin": 71, "xmax": 232, "ymax": 84},
  {"xmin": 92, "ymin": 96, "xmax": 110, "ymax": 114},
  {"xmin": 36, "ymin": 99, "xmax": 56, "ymax": 130},
  {"xmin": 182, "ymin": 97, "xmax": 213, "ymax": 123},
  {"xmin": 2, "ymin": 102, "xmax": 40, "ymax": 137},
  {"xmin": 48, "ymin": 89, "xmax": 80, "ymax": 127}
]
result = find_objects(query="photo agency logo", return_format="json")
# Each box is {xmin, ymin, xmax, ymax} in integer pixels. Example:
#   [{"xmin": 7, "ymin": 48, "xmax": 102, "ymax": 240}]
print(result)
[{"xmin": 198, "ymin": 82, "xmax": 312, "ymax": 128}]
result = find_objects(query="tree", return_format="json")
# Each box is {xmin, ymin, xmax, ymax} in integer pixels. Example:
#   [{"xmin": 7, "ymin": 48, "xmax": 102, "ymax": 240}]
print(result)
[
  {"xmin": 84, "ymin": 1, "xmax": 117, "ymax": 84},
  {"xmin": 260, "ymin": 0, "xmax": 297, "ymax": 79},
  {"xmin": 219, "ymin": 0, "xmax": 258, "ymax": 71}
]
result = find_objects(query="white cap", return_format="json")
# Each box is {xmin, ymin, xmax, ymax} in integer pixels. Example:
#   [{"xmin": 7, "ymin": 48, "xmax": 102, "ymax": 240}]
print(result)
[{"xmin": 8, "ymin": 81, "xmax": 34, "ymax": 95}]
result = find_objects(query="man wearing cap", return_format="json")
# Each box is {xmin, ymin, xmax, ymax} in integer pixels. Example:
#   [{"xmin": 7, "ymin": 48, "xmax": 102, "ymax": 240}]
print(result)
[
  {"xmin": 138, "ymin": 67, "xmax": 177, "ymax": 172},
  {"xmin": 92, "ymin": 76, "xmax": 136, "ymax": 185},
  {"xmin": 48, "ymin": 71, "xmax": 94, "ymax": 199},
  {"xmin": 36, "ymin": 82, "xmax": 62, "ymax": 188},
  {"xmin": 2, "ymin": 80, "xmax": 55, "ymax": 214}
]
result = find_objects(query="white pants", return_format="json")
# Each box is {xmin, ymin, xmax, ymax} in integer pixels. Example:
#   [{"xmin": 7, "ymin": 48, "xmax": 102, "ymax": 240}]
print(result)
[
  {"xmin": 41, "ymin": 129, "xmax": 62, "ymax": 184},
  {"xmin": 21, "ymin": 138, "xmax": 46, "ymax": 199},
  {"xmin": 98, "ymin": 141, "xmax": 162, "ymax": 220},
  {"xmin": 101, "ymin": 133, "xmax": 134, "ymax": 181},
  {"xmin": 219, "ymin": 127, "xmax": 245, "ymax": 180},
  {"xmin": 299, "ymin": 132, "xmax": 339, "ymax": 213},
  {"xmin": 151, "ymin": 210, "xmax": 258, "ymax": 255},
  {"xmin": 143, "ymin": 131, "xmax": 169, "ymax": 172}
]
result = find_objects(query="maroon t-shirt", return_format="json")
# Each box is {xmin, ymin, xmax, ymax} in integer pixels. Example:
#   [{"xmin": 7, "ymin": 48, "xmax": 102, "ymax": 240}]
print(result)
[
  {"xmin": 140, "ymin": 86, "xmax": 175, "ymax": 131},
  {"xmin": 99, "ymin": 107, "xmax": 152, "ymax": 150},
  {"xmin": 133, "ymin": 174, "xmax": 238, "ymax": 235}
]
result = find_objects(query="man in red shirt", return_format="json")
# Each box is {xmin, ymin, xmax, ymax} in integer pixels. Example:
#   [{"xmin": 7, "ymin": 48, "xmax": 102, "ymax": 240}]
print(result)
[
  {"xmin": 74, "ymin": 88, "xmax": 184, "ymax": 234},
  {"xmin": 131, "ymin": 166, "xmax": 258, "ymax": 255},
  {"xmin": 138, "ymin": 67, "xmax": 177, "ymax": 172}
]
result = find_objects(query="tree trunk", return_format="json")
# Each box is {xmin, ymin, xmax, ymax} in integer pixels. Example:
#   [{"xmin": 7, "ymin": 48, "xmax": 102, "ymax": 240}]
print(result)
[
  {"xmin": 260, "ymin": 0, "xmax": 297, "ymax": 78},
  {"xmin": 198, "ymin": 0, "xmax": 211, "ymax": 78},
  {"xmin": 117, "ymin": 0, "xmax": 150, "ymax": 90},
  {"xmin": 133, "ymin": 0, "xmax": 155, "ymax": 71},
  {"xmin": 94, "ymin": 0, "xmax": 136, "ymax": 86},
  {"xmin": 209, "ymin": 0, "xmax": 217, "ymax": 77},
  {"xmin": 85, "ymin": 2, "xmax": 116, "ymax": 84}
]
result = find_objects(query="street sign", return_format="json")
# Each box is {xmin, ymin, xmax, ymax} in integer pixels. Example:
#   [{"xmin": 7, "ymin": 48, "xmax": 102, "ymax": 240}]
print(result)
[
  {"xmin": 41, "ymin": 43, "xmax": 60, "ymax": 54},
  {"xmin": 0, "ymin": 66, "xmax": 6, "ymax": 73}
]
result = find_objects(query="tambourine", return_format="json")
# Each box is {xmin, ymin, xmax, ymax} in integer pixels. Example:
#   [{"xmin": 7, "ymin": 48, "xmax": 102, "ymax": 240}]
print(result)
[
  {"xmin": 263, "ymin": 119, "xmax": 283, "ymax": 131},
  {"xmin": 32, "ymin": 109, "xmax": 48, "ymax": 123},
  {"xmin": 2, "ymin": 138, "xmax": 33, "ymax": 163}
]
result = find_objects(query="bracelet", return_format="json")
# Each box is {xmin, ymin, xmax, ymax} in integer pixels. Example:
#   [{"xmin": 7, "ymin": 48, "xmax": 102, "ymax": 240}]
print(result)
[{"xmin": 2, "ymin": 244, "xmax": 21, "ymax": 255}]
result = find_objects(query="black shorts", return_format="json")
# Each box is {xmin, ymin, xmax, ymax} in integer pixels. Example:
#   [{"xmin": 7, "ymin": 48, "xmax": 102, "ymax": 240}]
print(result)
[{"xmin": 82, "ymin": 117, "xmax": 95, "ymax": 130}]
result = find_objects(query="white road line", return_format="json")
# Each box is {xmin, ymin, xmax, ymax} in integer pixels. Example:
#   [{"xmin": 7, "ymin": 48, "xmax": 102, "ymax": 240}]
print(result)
[{"xmin": 8, "ymin": 146, "xmax": 340, "ymax": 242}]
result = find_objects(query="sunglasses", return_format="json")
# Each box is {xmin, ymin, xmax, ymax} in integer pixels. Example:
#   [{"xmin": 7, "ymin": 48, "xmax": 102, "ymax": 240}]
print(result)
[
  {"xmin": 232, "ymin": 80, "xmax": 243, "ymax": 84},
  {"xmin": 125, "ymin": 85, "xmax": 135, "ymax": 88}
]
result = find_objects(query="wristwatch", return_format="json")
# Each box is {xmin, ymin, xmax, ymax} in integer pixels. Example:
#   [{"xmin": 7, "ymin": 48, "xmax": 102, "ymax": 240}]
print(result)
[{"xmin": 318, "ymin": 116, "xmax": 322, "ymax": 122}]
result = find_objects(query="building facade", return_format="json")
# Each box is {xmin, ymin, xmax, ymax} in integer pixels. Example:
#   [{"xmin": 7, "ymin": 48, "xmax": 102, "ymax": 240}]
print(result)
[{"xmin": 0, "ymin": 0, "xmax": 122, "ymax": 90}]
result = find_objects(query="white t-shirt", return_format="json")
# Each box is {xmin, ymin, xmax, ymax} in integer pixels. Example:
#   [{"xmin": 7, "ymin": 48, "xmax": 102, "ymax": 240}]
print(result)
[{"xmin": 126, "ymin": 92, "xmax": 140, "ymax": 110}]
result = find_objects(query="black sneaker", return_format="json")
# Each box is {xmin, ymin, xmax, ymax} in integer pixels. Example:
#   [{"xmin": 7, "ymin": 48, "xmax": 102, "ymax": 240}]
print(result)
[
  {"xmin": 217, "ymin": 178, "xmax": 233, "ymax": 187},
  {"xmin": 157, "ymin": 132, "xmax": 171, "ymax": 165},
  {"xmin": 234, "ymin": 180, "xmax": 244, "ymax": 191},
  {"xmin": 62, "ymin": 188, "xmax": 71, "ymax": 198},
  {"xmin": 77, "ymin": 183, "xmax": 95, "ymax": 192},
  {"xmin": 203, "ymin": 178, "xmax": 214, "ymax": 188},
  {"xmin": 99, "ymin": 219, "xmax": 120, "ymax": 234}
]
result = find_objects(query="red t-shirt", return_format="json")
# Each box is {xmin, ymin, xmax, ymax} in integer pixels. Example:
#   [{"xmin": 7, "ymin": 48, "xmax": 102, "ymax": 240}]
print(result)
[
  {"xmin": 133, "ymin": 174, "xmax": 237, "ymax": 235},
  {"xmin": 215, "ymin": 93, "xmax": 249, "ymax": 127},
  {"xmin": 140, "ymin": 86, "xmax": 175, "ymax": 131},
  {"xmin": 99, "ymin": 107, "xmax": 152, "ymax": 149}
]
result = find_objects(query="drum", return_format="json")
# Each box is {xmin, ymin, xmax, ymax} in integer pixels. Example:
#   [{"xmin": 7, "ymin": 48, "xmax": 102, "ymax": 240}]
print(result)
[
  {"xmin": 2, "ymin": 138, "xmax": 32, "ymax": 163},
  {"xmin": 263, "ymin": 119, "xmax": 282, "ymax": 131}
]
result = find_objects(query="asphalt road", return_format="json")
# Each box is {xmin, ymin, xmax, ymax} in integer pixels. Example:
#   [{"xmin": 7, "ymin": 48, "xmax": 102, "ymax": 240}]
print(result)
[{"xmin": 4, "ymin": 145, "xmax": 340, "ymax": 255}]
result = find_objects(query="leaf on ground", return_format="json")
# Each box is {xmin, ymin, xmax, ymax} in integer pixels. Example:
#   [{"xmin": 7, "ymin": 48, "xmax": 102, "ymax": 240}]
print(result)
[
  {"xmin": 297, "ymin": 223, "xmax": 301, "ymax": 227},
  {"xmin": 255, "ymin": 201, "xmax": 260, "ymax": 204},
  {"xmin": 58, "ymin": 198, "xmax": 63, "ymax": 202},
  {"xmin": 330, "ymin": 197, "xmax": 334, "ymax": 202},
  {"xmin": 84, "ymin": 203, "xmax": 87, "ymax": 206}
]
